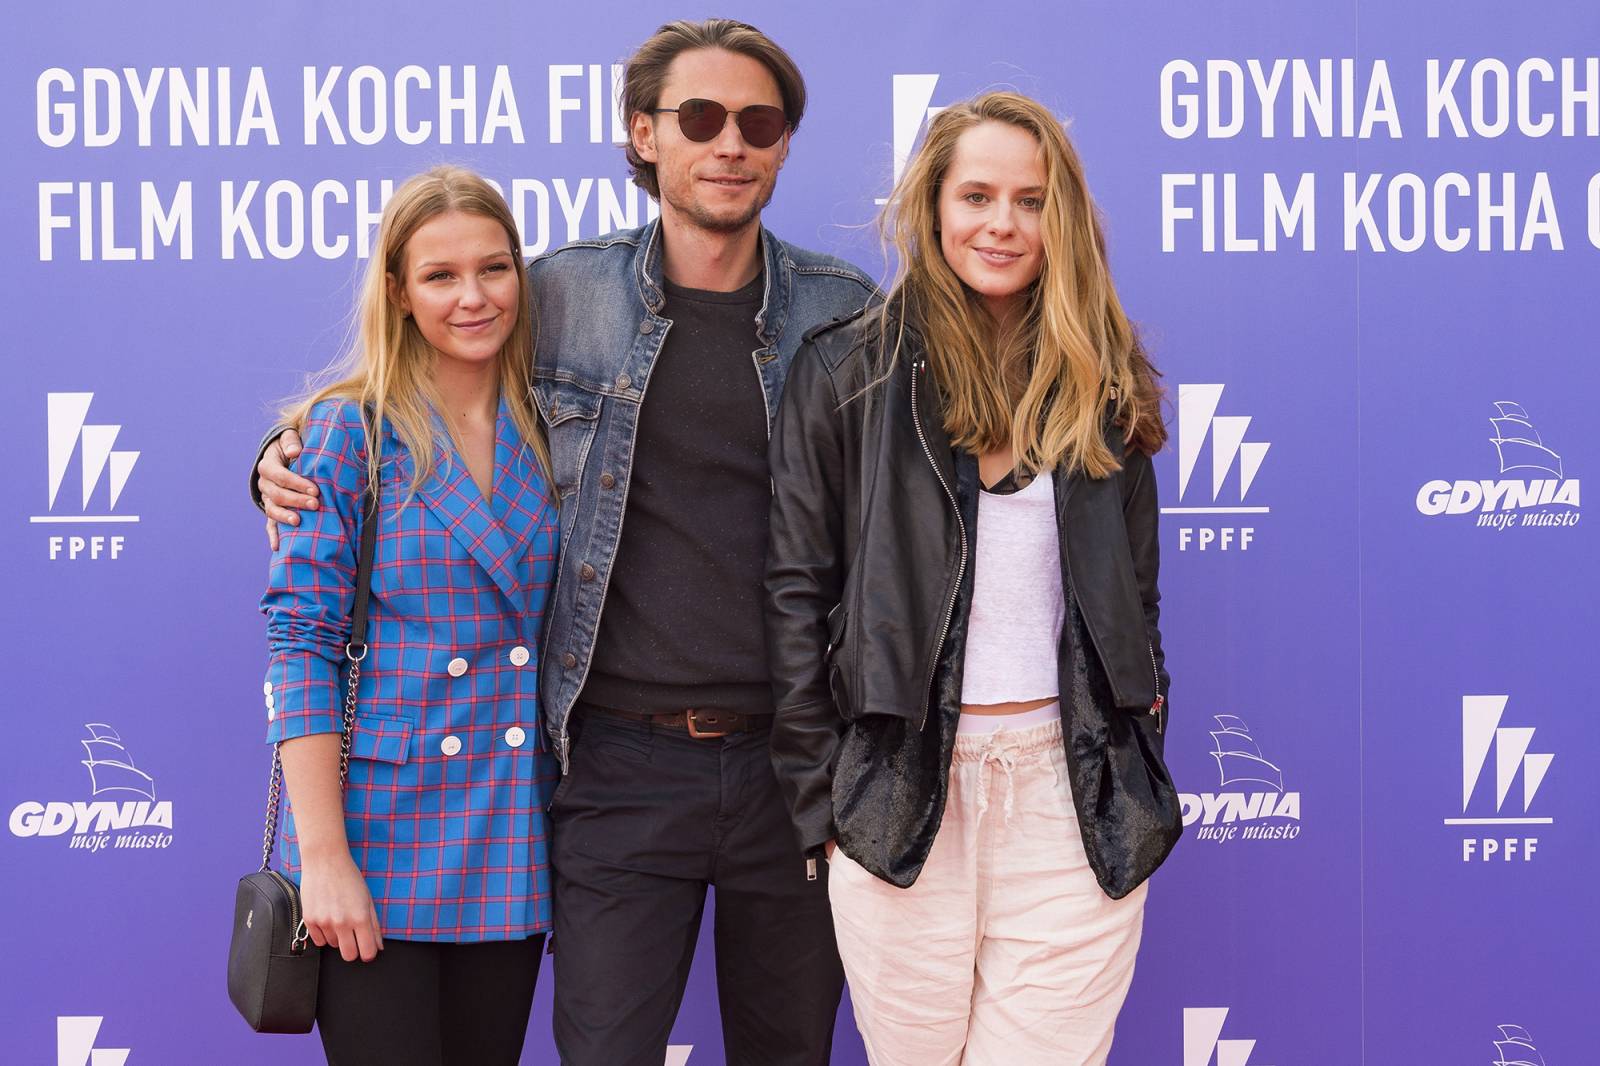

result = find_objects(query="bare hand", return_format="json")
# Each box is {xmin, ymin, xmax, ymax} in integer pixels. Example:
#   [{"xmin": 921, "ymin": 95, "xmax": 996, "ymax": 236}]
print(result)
[
  {"xmin": 257, "ymin": 429, "xmax": 316, "ymax": 551},
  {"xmin": 299, "ymin": 852, "xmax": 384, "ymax": 962}
]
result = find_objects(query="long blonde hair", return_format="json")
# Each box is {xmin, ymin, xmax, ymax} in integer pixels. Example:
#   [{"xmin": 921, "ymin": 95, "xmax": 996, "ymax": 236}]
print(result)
[
  {"xmin": 879, "ymin": 92, "xmax": 1164, "ymax": 476},
  {"xmin": 282, "ymin": 165, "xmax": 548, "ymax": 498}
]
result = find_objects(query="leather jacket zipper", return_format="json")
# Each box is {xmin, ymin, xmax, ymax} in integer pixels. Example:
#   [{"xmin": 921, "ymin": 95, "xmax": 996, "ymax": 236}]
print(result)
[
  {"xmin": 911, "ymin": 358, "xmax": 968, "ymax": 731},
  {"xmin": 1147, "ymin": 640, "xmax": 1165, "ymax": 733}
]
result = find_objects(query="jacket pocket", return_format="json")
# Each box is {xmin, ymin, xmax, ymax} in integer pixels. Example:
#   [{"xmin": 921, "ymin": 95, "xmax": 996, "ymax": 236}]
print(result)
[
  {"xmin": 532, "ymin": 377, "xmax": 603, "ymax": 504},
  {"xmin": 348, "ymin": 716, "xmax": 412, "ymax": 765}
]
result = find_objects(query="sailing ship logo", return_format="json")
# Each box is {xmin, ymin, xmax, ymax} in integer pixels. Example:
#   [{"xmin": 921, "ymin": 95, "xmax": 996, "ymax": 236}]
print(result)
[
  {"xmin": 1492, "ymin": 1024, "xmax": 1546, "ymax": 1066},
  {"xmin": 1210, "ymin": 715, "xmax": 1283, "ymax": 791},
  {"xmin": 1183, "ymin": 1007, "xmax": 1275, "ymax": 1066},
  {"xmin": 79, "ymin": 724, "xmax": 156, "ymax": 800},
  {"xmin": 7, "ymin": 724, "xmax": 174, "ymax": 850},
  {"xmin": 1490, "ymin": 403, "xmax": 1563, "ymax": 478},
  {"xmin": 1179, "ymin": 715, "xmax": 1302, "ymax": 842},
  {"xmin": 1416, "ymin": 402, "xmax": 1580, "ymax": 528}
]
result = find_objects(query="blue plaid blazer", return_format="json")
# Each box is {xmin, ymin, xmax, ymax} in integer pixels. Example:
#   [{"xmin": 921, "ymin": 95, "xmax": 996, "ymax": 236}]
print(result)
[{"xmin": 261, "ymin": 398, "xmax": 559, "ymax": 942}]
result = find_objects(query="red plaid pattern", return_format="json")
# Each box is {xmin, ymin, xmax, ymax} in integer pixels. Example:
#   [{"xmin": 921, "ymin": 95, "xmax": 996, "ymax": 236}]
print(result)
[{"xmin": 261, "ymin": 398, "xmax": 560, "ymax": 942}]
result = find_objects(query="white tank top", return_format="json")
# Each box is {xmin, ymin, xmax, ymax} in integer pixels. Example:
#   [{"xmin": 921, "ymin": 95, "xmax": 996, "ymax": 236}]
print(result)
[{"xmin": 960, "ymin": 470, "xmax": 1063, "ymax": 705}]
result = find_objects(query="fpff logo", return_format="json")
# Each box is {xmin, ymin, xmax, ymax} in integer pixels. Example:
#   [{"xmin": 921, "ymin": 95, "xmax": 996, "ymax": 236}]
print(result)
[
  {"xmin": 1184, "ymin": 1007, "xmax": 1275, "ymax": 1066},
  {"xmin": 31, "ymin": 392, "xmax": 140, "ymax": 560},
  {"xmin": 57, "ymin": 1016, "xmax": 130, "ymax": 1066},
  {"xmin": 876, "ymin": 74, "xmax": 947, "ymax": 204},
  {"xmin": 1444, "ymin": 695, "xmax": 1552, "ymax": 862},
  {"xmin": 1163, "ymin": 384, "xmax": 1271, "ymax": 551}
]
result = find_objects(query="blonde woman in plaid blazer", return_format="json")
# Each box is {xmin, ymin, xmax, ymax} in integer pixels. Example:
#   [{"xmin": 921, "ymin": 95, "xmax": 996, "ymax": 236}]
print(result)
[{"xmin": 260, "ymin": 166, "xmax": 558, "ymax": 1066}]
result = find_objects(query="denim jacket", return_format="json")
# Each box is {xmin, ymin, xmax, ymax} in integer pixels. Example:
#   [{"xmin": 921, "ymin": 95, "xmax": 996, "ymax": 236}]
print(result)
[{"xmin": 527, "ymin": 219, "xmax": 875, "ymax": 770}]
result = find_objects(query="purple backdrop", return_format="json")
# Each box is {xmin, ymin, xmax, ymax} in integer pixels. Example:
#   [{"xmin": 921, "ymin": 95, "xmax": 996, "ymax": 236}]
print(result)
[{"xmin": 4, "ymin": 2, "xmax": 1597, "ymax": 1063}]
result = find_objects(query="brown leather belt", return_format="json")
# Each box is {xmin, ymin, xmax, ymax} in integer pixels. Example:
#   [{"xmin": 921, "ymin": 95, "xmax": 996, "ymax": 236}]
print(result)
[{"xmin": 579, "ymin": 703, "xmax": 771, "ymax": 739}]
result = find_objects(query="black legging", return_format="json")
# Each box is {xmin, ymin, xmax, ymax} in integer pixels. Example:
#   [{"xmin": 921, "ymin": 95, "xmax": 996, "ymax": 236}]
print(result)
[{"xmin": 315, "ymin": 935, "xmax": 544, "ymax": 1066}]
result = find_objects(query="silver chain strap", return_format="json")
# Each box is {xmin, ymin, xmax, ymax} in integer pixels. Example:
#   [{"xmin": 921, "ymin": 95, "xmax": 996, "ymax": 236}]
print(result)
[
  {"xmin": 257, "ymin": 643, "xmax": 367, "ymax": 873},
  {"xmin": 259, "ymin": 747, "xmax": 283, "ymax": 872},
  {"xmin": 339, "ymin": 644, "xmax": 364, "ymax": 781}
]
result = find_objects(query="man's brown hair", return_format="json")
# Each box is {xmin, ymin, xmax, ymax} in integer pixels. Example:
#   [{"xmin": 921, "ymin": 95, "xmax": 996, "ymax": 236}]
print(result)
[{"xmin": 620, "ymin": 18, "xmax": 807, "ymax": 198}]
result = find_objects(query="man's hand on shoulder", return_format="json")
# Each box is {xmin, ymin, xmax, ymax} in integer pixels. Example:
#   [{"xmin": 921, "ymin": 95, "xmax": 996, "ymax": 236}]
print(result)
[{"xmin": 258, "ymin": 429, "xmax": 317, "ymax": 551}]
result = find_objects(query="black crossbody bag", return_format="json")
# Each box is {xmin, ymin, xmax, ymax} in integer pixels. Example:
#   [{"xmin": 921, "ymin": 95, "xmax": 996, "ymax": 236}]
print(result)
[{"xmin": 227, "ymin": 488, "xmax": 379, "ymax": 1033}]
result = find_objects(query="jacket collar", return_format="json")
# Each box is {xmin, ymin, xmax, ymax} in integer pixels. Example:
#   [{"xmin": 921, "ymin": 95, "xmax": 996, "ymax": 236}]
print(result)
[
  {"xmin": 632, "ymin": 217, "xmax": 788, "ymax": 346},
  {"xmin": 392, "ymin": 398, "xmax": 553, "ymax": 612}
]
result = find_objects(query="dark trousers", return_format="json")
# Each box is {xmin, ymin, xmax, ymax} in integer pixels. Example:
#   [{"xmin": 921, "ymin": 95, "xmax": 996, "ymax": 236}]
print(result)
[
  {"xmin": 315, "ymin": 935, "xmax": 544, "ymax": 1066},
  {"xmin": 550, "ymin": 712, "xmax": 844, "ymax": 1066}
]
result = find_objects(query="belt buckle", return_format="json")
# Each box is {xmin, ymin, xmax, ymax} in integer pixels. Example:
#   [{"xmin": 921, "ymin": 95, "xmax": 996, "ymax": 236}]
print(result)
[{"xmin": 685, "ymin": 709, "xmax": 731, "ymax": 739}]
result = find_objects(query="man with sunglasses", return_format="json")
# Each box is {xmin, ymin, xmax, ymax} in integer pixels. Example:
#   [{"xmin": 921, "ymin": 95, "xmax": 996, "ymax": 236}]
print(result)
[{"xmin": 254, "ymin": 18, "xmax": 872, "ymax": 1066}]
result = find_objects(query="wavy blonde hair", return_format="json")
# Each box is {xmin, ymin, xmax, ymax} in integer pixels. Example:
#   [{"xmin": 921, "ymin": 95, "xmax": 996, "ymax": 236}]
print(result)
[
  {"xmin": 282, "ymin": 165, "xmax": 548, "ymax": 498},
  {"xmin": 879, "ymin": 91, "xmax": 1165, "ymax": 475}
]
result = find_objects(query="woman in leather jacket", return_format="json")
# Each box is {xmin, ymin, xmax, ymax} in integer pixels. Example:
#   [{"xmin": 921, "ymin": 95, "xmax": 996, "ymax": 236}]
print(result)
[{"xmin": 763, "ymin": 93, "xmax": 1182, "ymax": 1065}]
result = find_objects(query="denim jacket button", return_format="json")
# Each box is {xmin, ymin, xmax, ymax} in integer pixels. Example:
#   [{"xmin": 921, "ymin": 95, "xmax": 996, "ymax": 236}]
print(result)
[
  {"xmin": 599, "ymin": 472, "xmax": 616, "ymax": 489},
  {"xmin": 639, "ymin": 320, "xmax": 655, "ymax": 334},
  {"xmin": 563, "ymin": 653, "xmax": 578, "ymax": 669},
  {"xmin": 579, "ymin": 563, "xmax": 596, "ymax": 582},
  {"xmin": 616, "ymin": 373, "xmax": 632, "ymax": 390}
]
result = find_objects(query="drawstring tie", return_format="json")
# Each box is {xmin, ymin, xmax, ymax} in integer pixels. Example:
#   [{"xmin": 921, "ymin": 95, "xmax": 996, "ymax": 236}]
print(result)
[{"xmin": 975, "ymin": 734, "xmax": 1021, "ymax": 826}]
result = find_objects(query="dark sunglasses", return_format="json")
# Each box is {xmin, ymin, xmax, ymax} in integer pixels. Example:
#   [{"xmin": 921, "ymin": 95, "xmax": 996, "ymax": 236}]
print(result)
[{"xmin": 653, "ymin": 98, "xmax": 789, "ymax": 148}]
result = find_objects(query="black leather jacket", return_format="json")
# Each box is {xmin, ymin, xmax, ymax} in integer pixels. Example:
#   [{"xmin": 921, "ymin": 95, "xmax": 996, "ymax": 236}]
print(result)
[{"xmin": 763, "ymin": 305, "xmax": 1181, "ymax": 898}]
